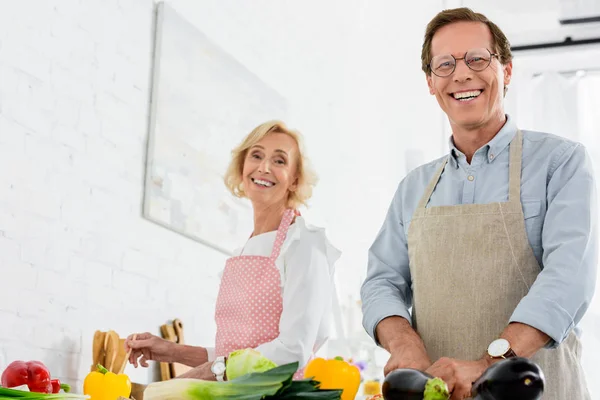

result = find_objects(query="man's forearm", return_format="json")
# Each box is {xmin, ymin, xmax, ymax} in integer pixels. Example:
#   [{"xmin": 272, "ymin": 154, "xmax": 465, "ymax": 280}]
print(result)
[
  {"xmin": 376, "ymin": 316, "xmax": 428, "ymax": 354},
  {"xmin": 498, "ymin": 322, "xmax": 550, "ymax": 358},
  {"xmin": 174, "ymin": 345, "xmax": 209, "ymax": 367}
]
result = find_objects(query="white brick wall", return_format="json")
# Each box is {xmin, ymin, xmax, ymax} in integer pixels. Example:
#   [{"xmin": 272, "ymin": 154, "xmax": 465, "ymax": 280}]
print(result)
[
  {"xmin": 0, "ymin": 0, "xmax": 447, "ymax": 392},
  {"xmin": 0, "ymin": 0, "xmax": 230, "ymax": 388}
]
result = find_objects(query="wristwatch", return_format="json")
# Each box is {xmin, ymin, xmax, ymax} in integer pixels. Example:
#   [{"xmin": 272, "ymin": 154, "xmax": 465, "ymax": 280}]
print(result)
[
  {"xmin": 211, "ymin": 356, "xmax": 227, "ymax": 381},
  {"xmin": 487, "ymin": 338, "xmax": 517, "ymax": 359}
]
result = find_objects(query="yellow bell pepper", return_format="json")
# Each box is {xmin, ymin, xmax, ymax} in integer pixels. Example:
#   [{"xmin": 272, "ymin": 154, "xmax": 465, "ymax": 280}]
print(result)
[
  {"xmin": 83, "ymin": 364, "xmax": 131, "ymax": 400},
  {"xmin": 363, "ymin": 379, "xmax": 382, "ymax": 395},
  {"xmin": 304, "ymin": 356, "xmax": 361, "ymax": 400}
]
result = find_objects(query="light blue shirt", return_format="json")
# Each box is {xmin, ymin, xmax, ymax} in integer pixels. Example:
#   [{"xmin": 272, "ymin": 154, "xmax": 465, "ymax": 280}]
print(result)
[{"xmin": 361, "ymin": 115, "xmax": 598, "ymax": 349}]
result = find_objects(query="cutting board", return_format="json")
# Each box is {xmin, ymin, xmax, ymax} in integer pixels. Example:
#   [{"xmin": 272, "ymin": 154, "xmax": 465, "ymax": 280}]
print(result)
[
  {"xmin": 91, "ymin": 331, "xmax": 106, "ymax": 371},
  {"xmin": 104, "ymin": 330, "xmax": 120, "ymax": 372},
  {"xmin": 91, "ymin": 330, "xmax": 129, "ymax": 374}
]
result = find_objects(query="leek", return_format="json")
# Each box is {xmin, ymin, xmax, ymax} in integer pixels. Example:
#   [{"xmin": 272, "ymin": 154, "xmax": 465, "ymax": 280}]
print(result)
[{"xmin": 144, "ymin": 362, "xmax": 342, "ymax": 400}]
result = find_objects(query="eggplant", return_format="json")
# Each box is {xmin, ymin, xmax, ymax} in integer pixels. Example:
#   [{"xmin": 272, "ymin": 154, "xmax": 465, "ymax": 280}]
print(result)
[
  {"xmin": 471, "ymin": 357, "xmax": 545, "ymax": 400},
  {"xmin": 382, "ymin": 368, "xmax": 449, "ymax": 400}
]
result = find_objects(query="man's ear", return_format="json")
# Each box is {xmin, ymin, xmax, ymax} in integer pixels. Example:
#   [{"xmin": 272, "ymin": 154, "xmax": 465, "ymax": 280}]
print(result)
[
  {"xmin": 427, "ymin": 74, "xmax": 435, "ymax": 95},
  {"xmin": 503, "ymin": 61, "xmax": 513, "ymax": 87}
]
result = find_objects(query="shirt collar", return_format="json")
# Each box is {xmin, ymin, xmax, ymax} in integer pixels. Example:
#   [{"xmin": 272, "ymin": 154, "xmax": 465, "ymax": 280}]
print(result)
[{"xmin": 447, "ymin": 114, "xmax": 517, "ymax": 169}]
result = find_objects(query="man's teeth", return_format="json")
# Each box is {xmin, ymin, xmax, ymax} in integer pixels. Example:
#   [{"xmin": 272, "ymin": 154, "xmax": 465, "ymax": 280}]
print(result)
[
  {"xmin": 453, "ymin": 90, "xmax": 482, "ymax": 100},
  {"xmin": 253, "ymin": 179, "xmax": 274, "ymax": 187}
]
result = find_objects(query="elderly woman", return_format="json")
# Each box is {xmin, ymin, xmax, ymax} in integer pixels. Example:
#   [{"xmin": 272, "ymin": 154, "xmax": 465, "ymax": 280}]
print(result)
[{"xmin": 125, "ymin": 120, "xmax": 340, "ymax": 381}]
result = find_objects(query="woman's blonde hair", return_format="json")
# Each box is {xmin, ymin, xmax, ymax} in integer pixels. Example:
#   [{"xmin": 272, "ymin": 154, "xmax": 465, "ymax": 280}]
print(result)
[{"xmin": 224, "ymin": 120, "xmax": 318, "ymax": 209}]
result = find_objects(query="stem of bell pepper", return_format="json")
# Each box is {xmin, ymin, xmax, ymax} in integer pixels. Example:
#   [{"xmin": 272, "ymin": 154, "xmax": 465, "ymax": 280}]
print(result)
[{"xmin": 96, "ymin": 364, "xmax": 109, "ymax": 374}]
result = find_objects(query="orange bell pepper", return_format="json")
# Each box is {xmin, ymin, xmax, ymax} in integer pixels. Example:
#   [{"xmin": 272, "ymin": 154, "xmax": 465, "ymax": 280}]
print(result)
[
  {"xmin": 83, "ymin": 364, "xmax": 131, "ymax": 400},
  {"xmin": 304, "ymin": 356, "xmax": 361, "ymax": 400}
]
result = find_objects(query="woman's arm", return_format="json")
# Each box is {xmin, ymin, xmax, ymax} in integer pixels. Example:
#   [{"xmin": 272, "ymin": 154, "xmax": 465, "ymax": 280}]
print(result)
[{"xmin": 174, "ymin": 344, "xmax": 210, "ymax": 367}]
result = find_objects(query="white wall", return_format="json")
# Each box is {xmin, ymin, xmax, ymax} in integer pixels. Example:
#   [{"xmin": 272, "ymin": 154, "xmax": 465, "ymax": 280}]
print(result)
[
  {"xmin": 165, "ymin": 0, "xmax": 447, "ymax": 299},
  {"xmin": 0, "ymin": 0, "xmax": 446, "ymax": 389}
]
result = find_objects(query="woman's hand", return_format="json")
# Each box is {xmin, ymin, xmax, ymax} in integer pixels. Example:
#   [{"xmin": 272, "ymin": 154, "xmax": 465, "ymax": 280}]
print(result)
[
  {"xmin": 176, "ymin": 362, "xmax": 216, "ymax": 380},
  {"xmin": 124, "ymin": 332, "xmax": 178, "ymax": 367}
]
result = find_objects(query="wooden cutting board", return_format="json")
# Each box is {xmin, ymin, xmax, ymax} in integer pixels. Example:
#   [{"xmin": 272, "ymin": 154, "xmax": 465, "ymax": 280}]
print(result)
[
  {"xmin": 91, "ymin": 330, "xmax": 128, "ymax": 374},
  {"xmin": 91, "ymin": 331, "xmax": 106, "ymax": 372},
  {"xmin": 104, "ymin": 330, "xmax": 120, "ymax": 372},
  {"xmin": 159, "ymin": 319, "xmax": 194, "ymax": 379}
]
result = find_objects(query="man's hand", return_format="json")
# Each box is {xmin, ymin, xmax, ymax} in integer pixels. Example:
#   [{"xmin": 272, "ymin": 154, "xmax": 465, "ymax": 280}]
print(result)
[
  {"xmin": 376, "ymin": 317, "xmax": 432, "ymax": 376},
  {"xmin": 425, "ymin": 358, "xmax": 489, "ymax": 400},
  {"xmin": 384, "ymin": 340, "xmax": 432, "ymax": 376}
]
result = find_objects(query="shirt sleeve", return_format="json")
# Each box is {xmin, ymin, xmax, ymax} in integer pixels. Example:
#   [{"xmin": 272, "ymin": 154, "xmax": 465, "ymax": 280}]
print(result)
[
  {"xmin": 254, "ymin": 233, "xmax": 334, "ymax": 367},
  {"xmin": 360, "ymin": 182, "xmax": 414, "ymax": 345},
  {"xmin": 510, "ymin": 143, "xmax": 599, "ymax": 348},
  {"xmin": 206, "ymin": 347, "xmax": 215, "ymax": 362}
]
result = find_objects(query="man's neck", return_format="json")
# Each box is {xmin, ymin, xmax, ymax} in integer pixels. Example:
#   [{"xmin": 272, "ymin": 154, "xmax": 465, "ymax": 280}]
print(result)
[{"xmin": 451, "ymin": 115, "xmax": 507, "ymax": 164}]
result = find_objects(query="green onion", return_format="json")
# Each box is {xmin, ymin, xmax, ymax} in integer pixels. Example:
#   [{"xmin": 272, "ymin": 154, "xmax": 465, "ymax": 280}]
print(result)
[{"xmin": 0, "ymin": 387, "xmax": 88, "ymax": 400}]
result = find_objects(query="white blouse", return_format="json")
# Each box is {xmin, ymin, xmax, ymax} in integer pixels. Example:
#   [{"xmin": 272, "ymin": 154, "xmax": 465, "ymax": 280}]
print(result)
[{"xmin": 207, "ymin": 216, "xmax": 341, "ymax": 368}]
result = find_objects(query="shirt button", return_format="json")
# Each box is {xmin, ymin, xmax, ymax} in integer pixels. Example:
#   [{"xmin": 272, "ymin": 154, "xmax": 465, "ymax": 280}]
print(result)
[
  {"xmin": 490, "ymin": 153, "xmax": 495, "ymax": 160},
  {"xmin": 467, "ymin": 175, "xmax": 475, "ymax": 181}
]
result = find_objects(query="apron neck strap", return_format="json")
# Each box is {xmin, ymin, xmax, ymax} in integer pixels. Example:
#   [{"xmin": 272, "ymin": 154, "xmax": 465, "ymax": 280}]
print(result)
[
  {"xmin": 508, "ymin": 130, "xmax": 523, "ymax": 202},
  {"xmin": 416, "ymin": 129, "xmax": 524, "ymax": 210},
  {"xmin": 269, "ymin": 209, "xmax": 297, "ymax": 260},
  {"xmin": 417, "ymin": 159, "xmax": 448, "ymax": 210}
]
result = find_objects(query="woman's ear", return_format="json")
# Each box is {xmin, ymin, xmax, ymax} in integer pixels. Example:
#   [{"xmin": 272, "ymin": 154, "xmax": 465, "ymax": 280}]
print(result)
[{"xmin": 289, "ymin": 176, "xmax": 299, "ymax": 192}]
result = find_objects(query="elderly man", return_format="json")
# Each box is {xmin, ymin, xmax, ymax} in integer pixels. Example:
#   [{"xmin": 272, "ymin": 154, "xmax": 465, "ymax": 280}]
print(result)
[{"xmin": 360, "ymin": 7, "xmax": 597, "ymax": 400}]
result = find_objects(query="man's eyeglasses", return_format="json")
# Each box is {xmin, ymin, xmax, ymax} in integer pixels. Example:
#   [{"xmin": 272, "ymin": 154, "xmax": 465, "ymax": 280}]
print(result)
[{"xmin": 428, "ymin": 48, "xmax": 499, "ymax": 77}]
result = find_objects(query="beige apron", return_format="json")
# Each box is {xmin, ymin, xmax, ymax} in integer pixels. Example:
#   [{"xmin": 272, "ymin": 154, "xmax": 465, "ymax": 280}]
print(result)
[{"xmin": 407, "ymin": 131, "xmax": 589, "ymax": 399}]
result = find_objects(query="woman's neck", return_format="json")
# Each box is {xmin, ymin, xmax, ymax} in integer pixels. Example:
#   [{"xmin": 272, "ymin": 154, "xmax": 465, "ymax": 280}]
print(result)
[{"xmin": 251, "ymin": 202, "xmax": 288, "ymax": 236}]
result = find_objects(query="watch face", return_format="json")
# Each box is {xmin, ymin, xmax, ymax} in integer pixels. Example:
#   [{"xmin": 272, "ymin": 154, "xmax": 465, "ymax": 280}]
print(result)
[
  {"xmin": 211, "ymin": 361, "xmax": 226, "ymax": 375},
  {"xmin": 488, "ymin": 338, "xmax": 510, "ymax": 357}
]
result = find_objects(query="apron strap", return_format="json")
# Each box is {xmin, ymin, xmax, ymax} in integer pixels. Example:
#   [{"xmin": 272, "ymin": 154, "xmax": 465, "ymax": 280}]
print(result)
[
  {"xmin": 416, "ymin": 158, "xmax": 448, "ymax": 210},
  {"xmin": 417, "ymin": 129, "xmax": 523, "ymax": 209},
  {"xmin": 508, "ymin": 130, "xmax": 523, "ymax": 202},
  {"xmin": 269, "ymin": 209, "xmax": 297, "ymax": 261}
]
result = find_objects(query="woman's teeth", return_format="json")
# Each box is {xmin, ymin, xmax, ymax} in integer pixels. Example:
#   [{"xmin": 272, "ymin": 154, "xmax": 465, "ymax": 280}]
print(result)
[
  {"xmin": 252, "ymin": 178, "xmax": 274, "ymax": 187},
  {"xmin": 453, "ymin": 90, "xmax": 482, "ymax": 101}
]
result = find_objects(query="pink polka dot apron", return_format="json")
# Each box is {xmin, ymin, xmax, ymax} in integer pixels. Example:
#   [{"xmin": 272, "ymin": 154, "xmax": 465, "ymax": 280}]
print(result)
[{"xmin": 214, "ymin": 208, "xmax": 307, "ymax": 379}]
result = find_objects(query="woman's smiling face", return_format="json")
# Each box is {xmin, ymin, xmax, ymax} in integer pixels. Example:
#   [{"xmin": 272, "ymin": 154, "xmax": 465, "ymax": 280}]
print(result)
[{"xmin": 242, "ymin": 133, "xmax": 299, "ymax": 208}]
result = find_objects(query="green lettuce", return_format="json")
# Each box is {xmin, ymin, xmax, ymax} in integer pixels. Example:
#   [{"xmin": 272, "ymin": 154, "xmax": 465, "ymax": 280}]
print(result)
[{"xmin": 226, "ymin": 349, "xmax": 278, "ymax": 380}]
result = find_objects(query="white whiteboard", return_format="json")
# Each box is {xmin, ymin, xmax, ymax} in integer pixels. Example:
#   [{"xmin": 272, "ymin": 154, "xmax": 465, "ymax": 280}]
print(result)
[{"xmin": 143, "ymin": 2, "xmax": 289, "ymax": 255}]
